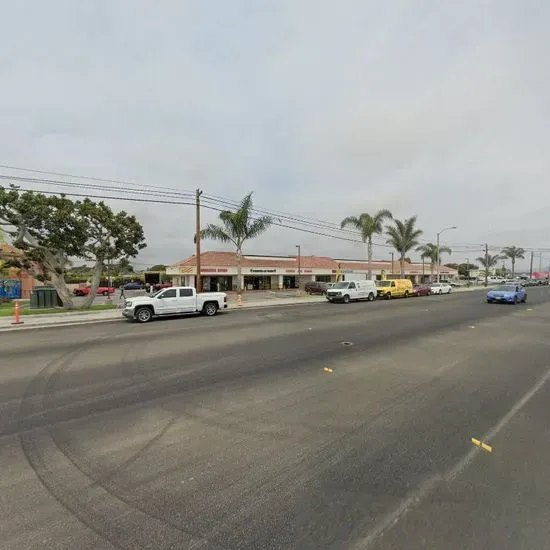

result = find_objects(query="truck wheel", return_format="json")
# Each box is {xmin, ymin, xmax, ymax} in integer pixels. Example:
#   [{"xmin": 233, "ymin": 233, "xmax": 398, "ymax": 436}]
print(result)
[
  {"xmin": 386, "ymin": 293, "xmax": 391, "ymax": 300},
  {"xmin": 404, "ymin": 291, "xmax": 409, "ymax": 298},
  {"xmin": 367, "ymin": 292, "xmax": 375, "ymax": 302},
  {"xmin": 135, "ymin": 307, "xmax": 153, "ymax": 323},
  {"xmin": 203, "ymin": 302, "xmax": 218, "ymax": 316},
  {"xmin": 343, "ymin": 294, "xmax": 350, "ymax": 304}
]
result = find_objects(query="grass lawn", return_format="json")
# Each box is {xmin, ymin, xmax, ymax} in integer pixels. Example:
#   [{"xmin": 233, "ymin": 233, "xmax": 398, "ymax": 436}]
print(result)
[{"xmin": 0, "ymin": 301, "xmax": 116, "ymax": 317}]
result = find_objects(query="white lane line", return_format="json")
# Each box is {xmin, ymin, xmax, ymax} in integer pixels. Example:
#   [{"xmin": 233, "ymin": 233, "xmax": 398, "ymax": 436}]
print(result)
[{"xmin": 351, "ymin": 367, "xmax": 550, "ymax": 549}]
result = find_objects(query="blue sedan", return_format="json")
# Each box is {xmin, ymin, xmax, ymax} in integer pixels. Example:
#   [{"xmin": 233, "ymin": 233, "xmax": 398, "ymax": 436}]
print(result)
[{"xmin": 487, "ymin": 284, "xmax": 527, "ymax": 304}]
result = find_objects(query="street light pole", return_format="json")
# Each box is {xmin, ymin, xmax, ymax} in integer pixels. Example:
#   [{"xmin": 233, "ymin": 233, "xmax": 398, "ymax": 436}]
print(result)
[
  {"xmin": 296, "ymin": 245, "xmax": 301, "ymax": 289},
  {"xmin": 195, "ymin": 188, "xmax": 203, "ymax": 292},
  {"xmin": 436, "ymin": 226, "xmax": 457, "ymax": 283},
  {"xmin": 390, "ymin": 252, "xmax": 394, "ymax": 277}
]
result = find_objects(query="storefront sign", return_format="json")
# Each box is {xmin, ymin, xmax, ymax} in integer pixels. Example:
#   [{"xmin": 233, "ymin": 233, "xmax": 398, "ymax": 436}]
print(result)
[
  {"xmin": 217, "ymin": 268, "xmax": 228, "ymax": 273},
  {"xmin": 249, "ymin": 268, "xmax": 276, "ymax": 273},
  {"xmin": 285, "ymin": 269, "xmax": 296, "ymax": 273}
]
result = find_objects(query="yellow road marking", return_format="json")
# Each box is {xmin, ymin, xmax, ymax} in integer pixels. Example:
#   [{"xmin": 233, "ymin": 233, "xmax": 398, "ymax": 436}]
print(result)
[{"xmin": 472, "ymin": 437, "xmax": 492, "ymax": 452}]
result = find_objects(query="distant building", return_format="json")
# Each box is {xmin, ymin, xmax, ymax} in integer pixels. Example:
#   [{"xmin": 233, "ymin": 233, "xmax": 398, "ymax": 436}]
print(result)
[{"xmin": 166, "ymin": 251, "xmax": 458, "ymax": 291}]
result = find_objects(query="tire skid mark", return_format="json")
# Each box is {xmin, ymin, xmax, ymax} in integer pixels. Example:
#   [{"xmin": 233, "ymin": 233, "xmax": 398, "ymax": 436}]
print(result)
[{"xmin": 18, "ymin": 332, "xmax": 224, "ymax": 550}]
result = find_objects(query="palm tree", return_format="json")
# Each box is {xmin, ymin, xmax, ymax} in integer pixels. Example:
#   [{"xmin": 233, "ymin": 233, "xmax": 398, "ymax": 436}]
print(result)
[
  {"xmin": 340, "ymin": 210, "xmax": 393, "ymax": 279},
  {"xmin": 476, "ymin": 253, "xmax": 501, "ymax": 284},
  {"xmin": 386, "ymin": 217, "xmax": 423, "ymax": 277},
  {"xmin": 501, "ymin": 246, "xmax": 525, "ymax": 277},
  {"xmin": 416, "ymin": 242, "xmax": 452, "ymax": 282},
  {"xmin": 199, "ymin": 192, "xmax": 272, "ymax": 295}
]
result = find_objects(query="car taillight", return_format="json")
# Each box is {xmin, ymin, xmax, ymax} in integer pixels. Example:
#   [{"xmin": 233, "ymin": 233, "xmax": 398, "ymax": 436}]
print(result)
[{"xmin": 224, "ymin": 296, "xmax": 227, "ymax": 302}]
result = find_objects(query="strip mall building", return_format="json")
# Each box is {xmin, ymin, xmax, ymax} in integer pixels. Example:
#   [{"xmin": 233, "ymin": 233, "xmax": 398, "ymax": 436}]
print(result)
[{"xmin": 167, "ymin": 251, "xmax": 458, "ymax": 291}]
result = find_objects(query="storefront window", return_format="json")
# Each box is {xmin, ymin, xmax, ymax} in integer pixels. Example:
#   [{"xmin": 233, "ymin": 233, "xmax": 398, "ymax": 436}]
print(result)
[
  {"xmin": 282, "ymin": 276, "xmax": 296, "ymax": 289},
  {"xmin": 204, "ymin": 276, "xmax": 233, "ymax": 292},
  {"xmin": 244, "ymin": 276, "xmax": 272, "ymax": 290}
]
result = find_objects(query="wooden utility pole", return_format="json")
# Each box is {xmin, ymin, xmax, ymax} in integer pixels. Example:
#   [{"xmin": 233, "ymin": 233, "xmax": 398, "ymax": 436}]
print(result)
[
  {"xmin": 484, "ymin": 243, "xmax": 489, "ymax": 287},
  {"xmin": 529, "ymin": 250, "xmax": 534, "ymax": 278},
  {"xmin": 195, "ymin": 189, "xmax": 203, "ymax": 292}
]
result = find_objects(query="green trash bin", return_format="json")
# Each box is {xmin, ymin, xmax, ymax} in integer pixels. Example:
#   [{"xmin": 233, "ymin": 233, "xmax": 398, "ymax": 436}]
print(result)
[{"xmin": 31, "ymin": 286, "xmax": 62, "ymax": 309}]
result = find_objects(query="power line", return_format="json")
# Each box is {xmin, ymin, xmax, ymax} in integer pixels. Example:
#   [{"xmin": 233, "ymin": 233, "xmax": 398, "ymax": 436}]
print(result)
[
  {"xmin": 0, "ymin": 173, "xmax": 375, "ymax": 242},
  {"xmin": 2, "ymin": 164, "xmax": 549, "ymax": 252},
  {"xmin": 0, "ymin": 163, "xmax": 197, "ymax": 194},
  {"xmin": 9, "ymin": 187, "xmax": 369, "ymax": 245}
]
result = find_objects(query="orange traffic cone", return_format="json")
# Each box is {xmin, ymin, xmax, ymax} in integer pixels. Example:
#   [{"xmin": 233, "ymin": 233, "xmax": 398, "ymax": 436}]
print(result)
[{"xmin": 11, "ymin": 300, "xmax": 24, "ymax": 326}]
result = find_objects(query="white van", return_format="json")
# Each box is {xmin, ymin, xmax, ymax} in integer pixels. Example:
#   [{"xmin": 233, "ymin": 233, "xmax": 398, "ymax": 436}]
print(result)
[{"xmin": 326, "ymin": 280, "xmax": 377, "ymax": 303}]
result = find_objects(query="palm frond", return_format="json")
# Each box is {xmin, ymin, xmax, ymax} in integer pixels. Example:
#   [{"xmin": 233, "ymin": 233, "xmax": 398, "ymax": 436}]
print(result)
[
  {"xmin": 501, "ymin": 246, "xmax": 525, "ymax": 260},
  {"xmin": 373, "ymin": 209, "xmax": 393, "ymax": 233},
  {"xmin": 200, "ymin": 224, "xmax": 233, "ymax": 245},
  {"xmin": 386, "ymin": 216, "xmax": 423, "ymax": 255},
  {"xmin": 246, "ymin": 215, "xmax": 273, "ymax": 239},
  {"xmin": 340, "ymin": 216, "xmax": 362, "ymax": 230}
]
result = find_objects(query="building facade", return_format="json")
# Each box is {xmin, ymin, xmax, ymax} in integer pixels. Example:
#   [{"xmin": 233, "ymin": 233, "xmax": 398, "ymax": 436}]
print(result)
[
  {"xmin": 167, "ymin": 251, "xmax": 458, "ymax": 291},
  {"xmin": 0, "ymin": 243, "xmax": 42, "ymax": 298}
]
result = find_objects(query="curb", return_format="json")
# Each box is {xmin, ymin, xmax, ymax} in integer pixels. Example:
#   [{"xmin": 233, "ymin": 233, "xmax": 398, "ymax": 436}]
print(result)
[{"xmin": 0, "ymin": 300, "xmax": 328, "ymax": 332}]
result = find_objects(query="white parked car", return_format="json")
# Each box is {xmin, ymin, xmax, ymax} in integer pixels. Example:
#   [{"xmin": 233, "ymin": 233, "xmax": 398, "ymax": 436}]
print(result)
[
  {"xmin": 326, "ymin": 280, "xmax": 377, "ymax": 303},
  {"xmin": 430, "ymin": 282, "xmax": 452, "ymax": 295},
  {"xmin": 122, "ymin": 286, "xmax": 227, "ymax": 323}
]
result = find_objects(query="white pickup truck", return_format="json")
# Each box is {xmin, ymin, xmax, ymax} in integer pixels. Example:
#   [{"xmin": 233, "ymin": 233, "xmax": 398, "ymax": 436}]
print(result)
[{"xmin": 122, "ymin": 286, "xmax": 227, "ymax": 323}]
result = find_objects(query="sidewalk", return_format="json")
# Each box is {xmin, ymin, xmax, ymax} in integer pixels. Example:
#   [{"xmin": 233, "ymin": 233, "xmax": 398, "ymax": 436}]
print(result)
[{"xmin": 0, "ymin": 286, "xmax": 484, "ymax": 332}]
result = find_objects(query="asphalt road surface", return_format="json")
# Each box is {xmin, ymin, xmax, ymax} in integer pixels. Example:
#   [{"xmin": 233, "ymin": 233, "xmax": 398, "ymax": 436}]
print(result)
[{"xmin": 2, "ymin": 288, "xmax": 550, "ymax": 549}]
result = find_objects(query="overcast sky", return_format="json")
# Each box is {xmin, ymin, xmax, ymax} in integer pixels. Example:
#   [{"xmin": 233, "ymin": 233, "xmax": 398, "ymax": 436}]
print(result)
[{"xmin": 1, "ymin": 0, "xmax": 549, "ymax": 271}]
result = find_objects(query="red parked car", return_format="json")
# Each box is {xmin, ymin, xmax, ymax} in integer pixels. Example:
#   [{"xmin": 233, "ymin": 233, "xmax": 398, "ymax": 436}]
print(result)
[
  {"xmin": 73, "ymin": 286, "xmax": 116, "ymax": 297},
  {"xmin": 412, "ymin": 285, "xmax": 431, "ymax": 297}
]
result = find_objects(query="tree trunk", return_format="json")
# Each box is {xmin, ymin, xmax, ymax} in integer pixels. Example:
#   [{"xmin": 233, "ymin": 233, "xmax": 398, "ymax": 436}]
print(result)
[
  {"xmin": 82, "ymin": 260, "xmax": 104, "ymax": 308},
  {"xmin": 48, "ymin": 271, "xmax": 76, "ymax": 310},
  {"xmin": 400, "ymin": 255, "xmax": 405, "ymax": 277},
  {"xmin": 430, "ymin": 262, "xmax": 434, "ymax": 282},
  {"xmin": 367, "ymin": 238, "xmax": 373, "ymax": 280},
  {"xmin": 13, "ymin": 226, "xmax": 75, "ymax": 309},
  {"xmin": 236, "ymin": 248, "xmax": 243, "ymax": 294},
  {"xmin": 511, "ymin": 258, "xmax": 515, "ymax": 277}
]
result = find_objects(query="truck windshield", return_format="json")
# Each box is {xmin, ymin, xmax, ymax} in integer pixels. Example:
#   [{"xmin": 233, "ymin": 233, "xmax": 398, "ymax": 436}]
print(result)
[
  {"xmin": 377, "ymin": 281, "xmax": 391, "ymax": 287},
  {"xmin": 332, "ymin": 282, "xmax": 350, "ymax": 289}
]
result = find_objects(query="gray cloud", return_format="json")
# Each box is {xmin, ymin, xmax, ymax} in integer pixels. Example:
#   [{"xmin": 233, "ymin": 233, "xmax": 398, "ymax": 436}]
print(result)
[{"xmin": 1, "ymin": 0, "xmax": 549, "ymax": 270}]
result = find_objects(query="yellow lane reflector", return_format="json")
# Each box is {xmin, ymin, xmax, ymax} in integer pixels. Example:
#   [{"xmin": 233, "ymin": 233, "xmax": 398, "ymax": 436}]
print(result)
[
  {"xmin": 323, "ymin": 367, "xmax": 333, "ymax": 373},
  {"xmin": 472, "ymin": 437, "xmax": 492, "ymax": 453},
  {"xmin": 527, "ymin": 308, "xmax": 533, "ymax": 311}
]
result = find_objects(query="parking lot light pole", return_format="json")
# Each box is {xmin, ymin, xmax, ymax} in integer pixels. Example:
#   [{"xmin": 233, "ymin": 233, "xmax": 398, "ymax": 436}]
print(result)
[
  {"xmin": 436, "ymin": 226, "xmax": 457, "ymax": 282},
  {"xmin": 296, "ymin": 245, "xmax": 301, "ymax": 289}
]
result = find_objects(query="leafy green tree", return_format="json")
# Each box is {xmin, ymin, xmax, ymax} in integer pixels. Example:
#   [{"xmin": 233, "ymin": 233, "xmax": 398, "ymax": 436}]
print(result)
[
  {"xmin": 416, "ymin": 242, "xmax": 452, "ymax": 281},
  {"xmin": 456, "ymin": 262, "xmax": 478, "ymax": 278},
  {"xmin": 341, "ymin": 210, "xmax": 392, "ymax": 280},
  {"xmin": 148, "ymin": 264, "xmax": 166, "ymax": 272},
  {"xmin": 0, "ymin": 186, "xmax": 146, "ymax": 309},
  {"xmin": 199, "ymin": 192, "xmax": 272, "ymax": 294},
  {"xmin": 386, "ymin": 217, "xmax": 423, "ymax": 277},
  {"xmin": 500, "ymin": 246, "xmax": 525, "ymax": 277}
]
